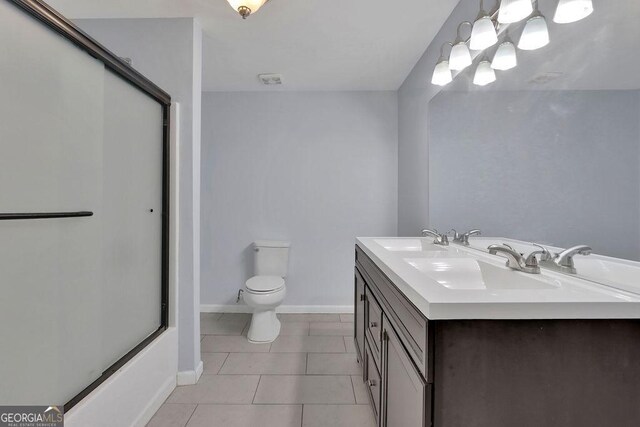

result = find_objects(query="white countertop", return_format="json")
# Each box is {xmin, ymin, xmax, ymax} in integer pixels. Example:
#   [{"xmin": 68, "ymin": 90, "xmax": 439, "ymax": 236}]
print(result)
[{"xmin": 356, "ymin": 237, "xmax": 640, "ymax": 320}]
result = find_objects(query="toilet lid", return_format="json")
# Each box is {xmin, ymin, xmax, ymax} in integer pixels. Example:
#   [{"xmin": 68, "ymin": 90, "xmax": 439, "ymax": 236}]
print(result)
[{"xmin": 246, "ymin": 276, "xmax": 285, "ymax": 292}]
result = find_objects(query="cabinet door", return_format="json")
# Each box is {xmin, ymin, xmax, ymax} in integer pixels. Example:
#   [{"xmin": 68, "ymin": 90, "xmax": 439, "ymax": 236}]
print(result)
[
  {"xmin": 382, "ymin": 320, "xmax": 429, "ymax": 427},
  {"xmin": 355, "ymin": 268, "xmax": 366, "ymax": 364}
]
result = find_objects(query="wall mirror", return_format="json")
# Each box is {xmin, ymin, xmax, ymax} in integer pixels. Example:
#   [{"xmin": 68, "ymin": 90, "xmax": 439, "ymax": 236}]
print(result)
[{"xmin": 428, "ymin": 0, "xmax": 640, "ymax": 292}]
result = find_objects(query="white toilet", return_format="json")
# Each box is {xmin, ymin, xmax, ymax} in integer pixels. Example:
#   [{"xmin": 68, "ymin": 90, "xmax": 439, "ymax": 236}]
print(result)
[{"xmin": 242, "ymin": 240, "xmax": 290, "ymax": 343}]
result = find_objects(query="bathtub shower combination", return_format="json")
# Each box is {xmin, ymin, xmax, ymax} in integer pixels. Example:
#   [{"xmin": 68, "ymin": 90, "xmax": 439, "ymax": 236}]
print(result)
[{"xmin": 0, "ymin": 0, "xmax": 170, "ymax": 412}]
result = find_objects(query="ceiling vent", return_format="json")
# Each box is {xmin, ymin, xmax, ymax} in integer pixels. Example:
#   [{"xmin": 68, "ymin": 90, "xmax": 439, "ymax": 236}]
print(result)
[{"xmin": 258, "ymin": 74, "xmax": 283, "ymax": 86}]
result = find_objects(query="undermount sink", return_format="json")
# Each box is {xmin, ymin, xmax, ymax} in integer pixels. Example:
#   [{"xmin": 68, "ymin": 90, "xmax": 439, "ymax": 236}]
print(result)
[
  {"xmin": 404, "ymin": 257, "xmax": 558, "ymax": 290},
  {"xmin": 374, "ymin": 238, "xmax": 426, "ymax": 252}
]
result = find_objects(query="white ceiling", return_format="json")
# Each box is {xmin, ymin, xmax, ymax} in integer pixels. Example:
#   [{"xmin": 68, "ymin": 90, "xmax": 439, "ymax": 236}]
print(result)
[
  {"xmin": 445, "ymin": 0, "xmax": 640, "ymax": 92},
  {"xmin": 48, "ymin": 0, "xmax": 459, "ymax": 91}
]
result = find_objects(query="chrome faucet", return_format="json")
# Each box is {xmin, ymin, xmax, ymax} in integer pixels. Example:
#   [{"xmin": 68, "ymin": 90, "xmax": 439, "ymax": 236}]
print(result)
[
  {"xmin": 421, "ymin": 229, "xmax": 449, "ymax": 246},
  {"xmin": 451, "ymin": 229, "xmax": 481, "ymax": 246},
  {"xmin": 539, "ymin": 245, "xmax": 592, "ymax": 274},
  {"xmin": 488, "ymin": 244, "xmax": 541, "ymax": 274}
]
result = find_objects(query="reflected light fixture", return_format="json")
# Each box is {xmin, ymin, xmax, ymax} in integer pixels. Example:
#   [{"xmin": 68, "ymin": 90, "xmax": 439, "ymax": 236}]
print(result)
[
  {"xmin": 431, "ymin": 43, "xmax": 454, "ymax": 86},
  {"xmin": 226, "ymin": 0, "xmax": 269, "ymax": 19},
  {"xmin": 498, "ymin": 0, "xmax": 533, "ymax": 24},
  {"xmin": 491, "ymin": 36, "xmax": 517, "ymax": 70},
  {"xmin": 449, "ymin": 22, "xmax": 473, "ymax": 71},
  {"xmin": 473, "ymin": 59, "xmax": 497, "ymax": 86},
  {"xmin": 470, "ymin": 1, "xmax": 498, "ymax": 50},
  {"xmin": 553, "ymin": 0, "xmax": 593, "ymax": 24},
  {"xmin": 518, "ymin": 4, "xmax": 549, "ymax": 50}
]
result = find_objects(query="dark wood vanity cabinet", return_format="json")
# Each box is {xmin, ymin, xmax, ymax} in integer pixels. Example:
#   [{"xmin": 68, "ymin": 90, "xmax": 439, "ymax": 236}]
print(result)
[
  {"xmin": 355, "ymin": 246, "xmax": 431, "ymax": 427},
  {"xmin": 354, "ymin": 244, "xmax": 640, "ymax": 427}
]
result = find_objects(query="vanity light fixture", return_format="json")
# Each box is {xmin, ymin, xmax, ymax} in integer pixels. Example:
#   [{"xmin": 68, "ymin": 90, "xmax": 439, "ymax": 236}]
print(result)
[
  {"xmin": 470, "ymin": 1, "xmax": 498, "ymax": 51},
  {"xmin": 491, "ymin": 38, "xmax": 518, "ymax": 70},
  {"xmin": 553, "ymin": 0, "xmax": 593, "ymax": 24},
  {"xmin": 498, "ymin": 0, "xmax": 533, "ymax": 24},
  {"xmin": 449, "ymin": 22, "xmax": 473, "ymax": 71},
  {"xmin": 473, "ymin": 59, "xmax": 497, "ymax": 86},
  {"xmin": 226, "ymin": 0, "xmax": 269, "ymax": 19},
  {"xmin": 431, "ymin": 43, "xmax": 454, "ymax": 86},
  {"xmin": 518, "ymin": 4, "xmax": 550, "ymax": 50}
]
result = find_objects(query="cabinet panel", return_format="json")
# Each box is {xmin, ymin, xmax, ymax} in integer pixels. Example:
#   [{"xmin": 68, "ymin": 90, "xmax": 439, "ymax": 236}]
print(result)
[
  {"xmin": 355, "ymin": 267, "xmax": 366, "ymax": 365},
  {"xmin": 383, "ymin": 318, "xmax": 429, "ymax": 427},
  {"xmin": 366, "ymin": 286, "xmax": 383, "ymax": 364},
  {"xmin": 365, "ymin": 342, "xmax": 382, "ymax": 421}
]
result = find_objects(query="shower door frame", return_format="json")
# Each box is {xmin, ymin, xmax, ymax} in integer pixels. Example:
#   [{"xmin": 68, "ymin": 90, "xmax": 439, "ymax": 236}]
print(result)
[{"xmin": 7, "ymin": 0, "xmax": 171, "ymax": 412}]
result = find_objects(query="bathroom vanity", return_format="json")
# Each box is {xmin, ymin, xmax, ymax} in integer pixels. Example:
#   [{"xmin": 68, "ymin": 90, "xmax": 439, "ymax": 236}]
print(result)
[{"xmin": 354, "ymin": 237, "xmax": 640, "ymax": 427}]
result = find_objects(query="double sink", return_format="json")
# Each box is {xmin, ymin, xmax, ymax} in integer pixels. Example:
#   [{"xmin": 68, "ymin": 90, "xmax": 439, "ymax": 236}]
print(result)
[{"xmin": 371, "ymin": 237, "xmax": 640, "ymax": 295}]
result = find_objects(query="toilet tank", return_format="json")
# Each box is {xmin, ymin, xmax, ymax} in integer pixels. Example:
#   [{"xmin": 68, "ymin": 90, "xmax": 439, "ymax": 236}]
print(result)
[{"xmin": 253, "ymin": 240, "xmax": 291, "ymax": 278}]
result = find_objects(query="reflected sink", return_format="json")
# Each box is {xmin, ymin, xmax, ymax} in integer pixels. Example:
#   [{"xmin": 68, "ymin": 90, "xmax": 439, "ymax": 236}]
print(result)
[
  {"xmin": 467, "ymin": 237, "xmax": 640, "ymax": 294},
  {"xmin": 404, "ymin": 258, "xmax": 558, "ymax": 290},
  {"xmin": 574, "ymin": 258, "xmax": 640, "ymax": 294}
]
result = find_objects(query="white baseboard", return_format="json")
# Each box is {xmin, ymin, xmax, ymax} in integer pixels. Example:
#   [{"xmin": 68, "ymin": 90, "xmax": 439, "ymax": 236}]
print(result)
[
  {"xmin": 200, "ymin": 304, "xmax": 354, "ymax": 314},
  {"xmin": 176, "ymin": 360, "xmax": 204, "ymax": 385}
]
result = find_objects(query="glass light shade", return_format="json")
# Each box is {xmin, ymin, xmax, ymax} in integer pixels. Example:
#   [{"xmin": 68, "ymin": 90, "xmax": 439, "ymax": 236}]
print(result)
[
  {"xmin": 449, "ymin": 42, "xmax": 472, "ymax": 71},
  {"xmin": 491, "ymin": 41, "xmax": 517, "ymax": 70},
  {"xmin": 498, "ymin": 0, "xmax": 533, "ymax": 24},
  {"xmin": 553, "ymin": 0, "xmax": 593, "ymax": 23},
  {"xmin": 473, "ymin": 60, "xmax": 496, "ymax": 86},
  {"xmin": 518, "ymin": 15, "xmax": 550, "ymax": 50},
  {"xmin": 431, "ymin": 60, "xmax": 453, "ymax": 86},
  {"xmin": 470, "ymin": 16, "xmax": 498, "ymax": 51},
  {"xmin": 226, "ymin": 0, "xmax": 268, "ymax": 15}
]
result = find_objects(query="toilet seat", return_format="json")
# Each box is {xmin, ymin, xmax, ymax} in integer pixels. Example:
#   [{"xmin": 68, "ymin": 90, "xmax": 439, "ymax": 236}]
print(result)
[{"xmin": 245, "ymin": 275, "xmax": 285, "ymax": 293}]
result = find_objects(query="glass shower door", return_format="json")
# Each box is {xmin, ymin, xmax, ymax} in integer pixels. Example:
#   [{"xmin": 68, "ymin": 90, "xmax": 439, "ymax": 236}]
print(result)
[{"xmin": 0, "ymin": 0, "xmax": 166, "ymax": 408}]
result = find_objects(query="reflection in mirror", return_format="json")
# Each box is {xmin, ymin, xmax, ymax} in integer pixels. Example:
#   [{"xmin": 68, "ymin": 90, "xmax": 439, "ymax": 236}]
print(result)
[{"xmin": 426, "ymin": 1, "xmax": 640, "ymax": 289}]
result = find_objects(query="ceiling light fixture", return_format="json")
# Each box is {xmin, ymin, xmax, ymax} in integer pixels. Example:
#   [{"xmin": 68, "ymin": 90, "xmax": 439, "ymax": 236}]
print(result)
[
  {"xmin": 498, "ymin": 0, "xmax": 533, "ymax": 24},
  {"xmin": 553, "ymin": 0, "xmax": 593, "ymax": 24},
  {"xmin": 449, "ymin": 22, "xmax": 473, "ymax": 71},
  {"xmin": 226, "ymin": 0, "xmax": 269, "ymax": 19},
  {"xmin": 491, "ymin": 39, "xmax": 518, "ymax": 70},
  {"xmin": 431, "ymin": 43, "xmax": 454, "ymax": 86},
  {"xmin": 473, "ymin": 59, "xmax": 497, "ymax": 86},
  {"xmin": 518, "ymin": 4, "xmax": 550, "ymax": 50},
  {"xmin": 470, "ymin": 1, "xmax": 498, "ymax": 51}
]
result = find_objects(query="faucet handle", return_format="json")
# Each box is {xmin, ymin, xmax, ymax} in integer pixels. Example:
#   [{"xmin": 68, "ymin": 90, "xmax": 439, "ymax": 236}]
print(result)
[
  {"xmin": 502, "ymin": 243, "xmax": 516, "ymax": 252},
  {"xmin": 530, "ymin": 243, "xmax": 552, "ymax": 261}
]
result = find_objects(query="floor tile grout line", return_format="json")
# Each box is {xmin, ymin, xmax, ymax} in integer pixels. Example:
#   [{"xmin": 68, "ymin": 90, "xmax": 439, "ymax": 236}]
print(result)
[
  {"xmin": 182, "ymin": 403, "xmax": 198, "ymax": 427},
  {"xmin": 251, "ymin": 375, "xmax": 262, "ymax": 404},
  {"xmin": 215, "ymin": 353, "xmax": 231, "ymax": 375}
]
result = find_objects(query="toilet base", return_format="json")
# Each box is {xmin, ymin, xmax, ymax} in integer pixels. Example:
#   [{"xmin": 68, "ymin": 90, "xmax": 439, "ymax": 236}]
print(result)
[{"xmin": 247, "ymin": 309, "xmax": 281, "ymax": 343}]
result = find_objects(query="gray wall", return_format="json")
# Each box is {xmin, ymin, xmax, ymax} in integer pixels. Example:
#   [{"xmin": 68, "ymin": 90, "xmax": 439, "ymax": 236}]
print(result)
[
  {"xmin": 201, "ymin": 92, "xmax": 398, "ymax": 307},
  {"xmin": 428, "ymin": 90, "xmax": 640, "ymax": 260},
  {"xmin": 398, "ymin": 0, "xmax": 478, "ymax": 236},
  {"xmin": 76, "ymin": 18, "xmax": 203, "ymax": 373}
]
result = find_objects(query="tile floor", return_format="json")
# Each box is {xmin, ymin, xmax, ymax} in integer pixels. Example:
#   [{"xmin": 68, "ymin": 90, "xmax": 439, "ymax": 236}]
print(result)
[{"xmin": 147, "ymin": 313, "xmax": 375, "ymax": 427}]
